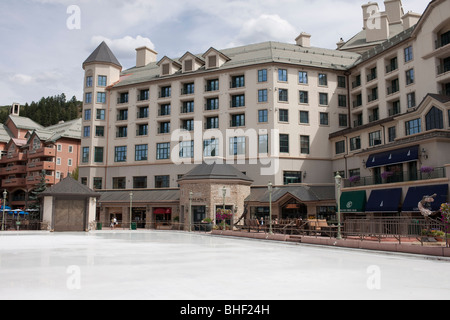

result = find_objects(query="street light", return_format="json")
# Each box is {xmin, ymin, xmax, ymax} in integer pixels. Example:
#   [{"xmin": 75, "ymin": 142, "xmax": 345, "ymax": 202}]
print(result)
[
  {"xmin": 129, "ymin": 191, "xmax": 133, "ymax": 230},
  {"xmin": 189, "ymin": 191, "xmax": 193, "ymax": 232},
  {"xmin": 268, "ymin": 182, "xmax": 273, "ymax": 235},
  {"xmin": 334, "ymin": 172, "xmax": 342, "ymax": 240},
  {"xmin": 1, "ymin": 190, "xmax": 7, "ymax": 231},
  {"xmin": 222, "ymin": 186, "xmax": 226, "ymax": 230}
]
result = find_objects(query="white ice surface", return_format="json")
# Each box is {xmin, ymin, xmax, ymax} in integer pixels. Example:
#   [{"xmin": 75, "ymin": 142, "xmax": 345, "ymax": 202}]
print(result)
[{"xmin": 0, "ymin": 231, "xmax": 449, "ymax": 300}]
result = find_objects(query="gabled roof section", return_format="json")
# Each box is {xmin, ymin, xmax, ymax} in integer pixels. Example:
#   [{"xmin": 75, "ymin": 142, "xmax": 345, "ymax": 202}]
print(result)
[
  {"xmin": 83, "ymin": 41, "xmax": 122, "ymax": 69},
  {"xmin": 179, "ymin": 51, "xmax": 205, "ymax": 64},
  {"xmin": 40, "ymin": 176, "xmax": 100, "ymax": 198},
  {"xmin": 178, "ymin": 162, "xmax": 253, "ymax": 183},
  {"xmin": 7, "ymin": 115, "xmax": 44, "ymax": 131},
  {"xmin": 156, "ymin": 55, "xmax": 182, "ymax": 68},
  {"xmin": 246, "ymin": 185, "xmax": 335, "ymax": 203},
  {"xmin": 202, "ymin": 47, "xmax": 231, "ymax": 61}
]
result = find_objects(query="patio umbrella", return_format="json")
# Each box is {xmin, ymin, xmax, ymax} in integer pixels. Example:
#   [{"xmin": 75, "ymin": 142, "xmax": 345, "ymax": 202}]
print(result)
[
  {"xmin": 19, "ymin": 211, "xmax": 29, "ymax": 215},
  {"xmin": 1, "ymin": 205, "xmax": 11, "ymax": 211}
]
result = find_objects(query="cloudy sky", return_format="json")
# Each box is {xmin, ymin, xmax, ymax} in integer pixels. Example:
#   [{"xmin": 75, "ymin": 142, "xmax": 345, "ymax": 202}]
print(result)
[{"xmin": 0, "ymin": 0, "xmax": 429, "ymax": 106}]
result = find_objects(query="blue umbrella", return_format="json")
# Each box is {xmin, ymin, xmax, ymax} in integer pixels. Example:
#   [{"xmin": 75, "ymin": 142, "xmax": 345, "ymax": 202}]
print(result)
[
  {"xmin": 0, "ymin": 205, "xmax": 11, "ymax": 211},
  {"xmin": 19, "ymin": 211, "xmax": 29, "ymax": 215}
]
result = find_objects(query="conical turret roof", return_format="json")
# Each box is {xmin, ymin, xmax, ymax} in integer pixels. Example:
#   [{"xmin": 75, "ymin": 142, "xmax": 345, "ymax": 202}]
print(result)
[{"xmin": 83, "ymin": 41, "xmax": 122, "ymax": 69}]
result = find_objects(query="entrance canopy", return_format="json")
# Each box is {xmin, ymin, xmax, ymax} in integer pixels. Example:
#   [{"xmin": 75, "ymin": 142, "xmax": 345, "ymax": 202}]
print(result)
[
  {"xmin": 366, "ymin": 145, "xmax": 419, "ymax": 168},
  {"xmin": 402, "ymin": 184, "xmax": 448, "ymax": 212},
  {"xmin": 365, "ymin": 188, "xmax": 402, "ymax": 213},
  {"xmin": 340, "ymin": 191, "xmax": 366, "ymax": 213}
]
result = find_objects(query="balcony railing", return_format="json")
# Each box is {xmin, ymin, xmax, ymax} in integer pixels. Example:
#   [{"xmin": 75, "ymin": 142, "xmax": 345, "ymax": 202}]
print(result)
[
  {"xmin": 27, "ymin": 148, "xmax": 56, "ymax": 159},
  {"xmin": 344, "ymin": 167, "xmax": 446, "ymax": 188}
]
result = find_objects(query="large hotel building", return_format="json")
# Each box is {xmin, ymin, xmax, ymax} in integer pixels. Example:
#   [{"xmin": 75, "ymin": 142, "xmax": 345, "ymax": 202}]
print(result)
[{"xmin": 80, "ymin": 0, "xmax": 450, "ymax": 228}]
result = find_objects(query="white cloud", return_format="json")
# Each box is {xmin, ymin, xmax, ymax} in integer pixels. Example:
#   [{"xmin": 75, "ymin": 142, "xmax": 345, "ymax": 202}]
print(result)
[
  {"xmin": 90, "ymin": 35, "xmax": 155, "ymax": 60},
  {"xmin": 9, "ymin": 74, "xmax": 34, "ymax": 85}
]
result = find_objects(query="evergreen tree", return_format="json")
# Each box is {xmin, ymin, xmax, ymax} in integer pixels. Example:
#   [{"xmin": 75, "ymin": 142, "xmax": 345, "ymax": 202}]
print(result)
[{"xmin": 28, "ymin": 170, "xmax": 48, "ymax": 220}]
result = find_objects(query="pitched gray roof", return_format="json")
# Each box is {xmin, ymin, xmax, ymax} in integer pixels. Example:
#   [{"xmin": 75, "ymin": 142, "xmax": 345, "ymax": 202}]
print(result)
[
  {"xmin": 83, "ymin": 41, "xmax": 122, "ymax": 68},
  {"xmin": 178, "ymin": 162, "xmax": 253, "ymax": 182},
  {"xmin": 41, "ymin": 176, "xmax": 100, "ymax": 198},
  {"xmin": 98, "ymin": 189, "xmax": 180, "ymax": 203},
  {"xmin": 114, "ymin": 41, "xmax": 361, "ymax": 88},
  {"xmin": 8, "ymin": 115, "xmax": 43, "ymax": 131}
]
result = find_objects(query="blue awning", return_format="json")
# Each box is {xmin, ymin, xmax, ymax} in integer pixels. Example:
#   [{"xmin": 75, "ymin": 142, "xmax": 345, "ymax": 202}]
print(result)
[
  {"xmin": 366, "ymin": 188, "xmax": 402, "ymax": 212},
  {"xmin": 402, "ymin": 184, "xmax": 448, "ymax": 212},
  {"xmin": 366, "ymin": 145, "xmax": 419, "ymax": 168}
]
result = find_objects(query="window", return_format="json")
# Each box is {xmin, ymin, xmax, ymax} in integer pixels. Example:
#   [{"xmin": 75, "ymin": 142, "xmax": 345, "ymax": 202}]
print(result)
[
  {"xmin": 81, "ymin": 178, "xmax": 87, "ymax": 186},
  {"xmin": 160, "ymin": 86, "xmax": 171, "ymax": 98},
  {"xmin": 206, "ymin": 98, "xmax": 219, "ymax": 110},
  {"xmin": 319, "ymin": 93, "xmax": 328, "ymax": 106},
  {"xmin": 135, "ymin": 144, "xmax": 148, "ymax": 161},
  {"xmin": 113, "ymin": 177, "xmax": 126, "ymax": 189},
  {"xmin": 179, "ymin": 141, "xmax": 194, "ymax": 158},
  {"xmin": 319, "ymin": 112, "xmax": 329, "ymax": 125},
  {"xmin": 206, "ymin": 79, "xmax": 219, "ymax": 91},
  {"xmin": 206, "ymin": 117, "xmax": 219, "ymax": 129},
  {"xmin": 338, "ymin": 95, "xmax": 347, "ymax": 107},
  {"xmin": 68, "ymin": 159, "xmax": 73, "ymax": 166},
  {"xmin": 159, "ymin": 121, "xmax": 170, "ymax": 134},
  {"xmin": 258, "ymin": 110, "xmax": 268, "ymax": 123},
  {"xmin": 299, "ymin": 91, "xmax": 308, "ymax": 104},
  {"xmin": 339, "ymin": 114, "xmax": 348, "ymax": 127},
  {"xmin": 406, "ymin": 69, "xmax": 415, "ymax": 85},
  {"xmin": 93, "ymin": 177, "xmax": 102, "ymax": 190},
  {"xmin": 138, "ymin": 89, "xmax": 149, "ymax": 101},
  {"xmin": 181, "ymin": 119, "xmax": 194, "ymax": 131},
  {"xmin": 138, "ymin": 106, "xmax": 149, "ymax": 119},
  {"xmin": 258, "ymin": 89, "xmax": 268, "ymax": 102},
  {"xmin": 94, "ymin": 147, "xmax": 104, "ymax": 163},
  {"xmin": 231, "ymin": 75, "xmax": 245, "ymax": 88},
  {"xmin": 85, "ymin": 92, "xmax": 92, "ymax": 104},
  {"xmin": 98, "ymin": 75, "xmax": 107, "ymax": 87},
  {"xmin": 183, "ymin": 83, "xmax": 195, "ymax": 95},
  {"xmin": 155, "ymin": 175, "xmax": 170, "ymax": 188},
  {"xmin": 156, "ymin": 143, "xmax": 170, "ymax": 160},
  {"xmin": 299, "ymin": 71, "xmax": 308, "ymax": 84},
  {"xmin": 279, "ymin": 109, "xmax": 289, "ymax": 122},
  {"xmin": 231, "ymin": 114, "xmax": 245, "ymax": 127},
  {"xmin": 369, "ymin": 131, "xmax": 382, "ymax": 146},
  {"xmin": 95, "ymin": 126, "xmax": 105, "ymax": 137},
  {"xmin": 203, "ymin": 139, "xmax": 220, "ymax": 157},
  {"xmin": 300, "ymin": 135, "xmax": 310, "ymax": 154},
  {"xmin": 118, "ymin": 92, "xmax": 129, "ymax": 104},
  {"xmin": 388, "ymin": 126, "xmax": 396, "ymax": 142},
  {"xmin": 82, "ymin": 147, "xmax": 89, "ymax": 163},
  {"xmin": 337, "ymin": 76, "xmax": 346, "ymax": 88},
  {"xmin": 96, "ymin": 109, "xmax": 105, "ymax": 120},
  {"xmin": 425, "ymin": 106, "xmax": 443, "ymax": 130},
  {"xmin": 405, "ymin": 118, "xmax": 421, "ymax": 135},
  {"xmin": 69, "ymin": 146, "xmax": 73, "ymax": 153},
  {"xmin": 133, "ymin": 177, "xmax": 147, "ymax": 189},
  {"xmin": 407, "ymin": 92, "xmax": 416, "ymax": 108},
  {"xmin": 229, "ymin": 137, "xmax": 246, "ymax": 155},
  {"xmin": 278, "ymin": 89, "xmax": 288, "ymax": 102},
  {"xmin": 335, "ymin": 141, "xmax": 345, "ymax": 154},
  {"xmin": 300, "ymin": 111, "xmax": 309, "ymax": 124},
  {"xmin": 258, "ymin": 69, "xmax": 267, "ymax": 82},
  {"xmin": 404, "ymin": 46, "xmax": 413, "ymax": 62},
  {"xmin": 117, "ymin": 109, "xmax": 128, "ymax": 121},
  {"xmin": 114, "ymin": 146, "xmax": 127, "ymax": 162},
  {"xmin": 86, "ymin": 76, "xmax": 93, "ymax": 87},
  {"xmin": 258, "ymin": 135, "xmax": 268, "ymax": 154},
  {"xmin": 350, "ymin": 137, "xmax": 361, "ymax": 151},
  {"xmin": 84, "ymin": 109, "xmax": 91, "ymax": 121},
  {"xmin": 159, "ymin": 104, "xmax": 171, "ymax": 116},
  {"xmin": 116, "ymin": 126, "xmax": 127, "ymax": 138},
  {"xmin": 367, "ymin": 67, "xmax": 377, "ymax": 82},
  {"xmin": 97, "ymin": 92, "xmax": 106, "ymax": 103},
  {"xmin": 318, "ymin": 73, "xmax": 328, "ymax": 86},
  {"xmin": 181, "ymin": 101, "xmax": 194, "ymax": 113},
  {"xmin": 279, "ymin": 134, "xmax": 289, "ymax": 153},
  {"xmin": 83, "ymin": 126, "xmax": 90, "ymax": 138},
  {"xmin": 278, "ymin": 69, "xmax": 287, "ymax": 82},
  {"xmin": 231, "ymin": 94, "xmax": 245, "ymax": 108},
  {"xmin": 284, "ymin": 171, "xmax": 301, "ymax": 185}
]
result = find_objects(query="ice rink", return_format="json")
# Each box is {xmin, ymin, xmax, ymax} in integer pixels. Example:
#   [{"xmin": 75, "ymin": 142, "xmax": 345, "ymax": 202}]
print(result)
[{"xmin": 0, "ymin": 231, "xmax": 449, "ymax": 300}]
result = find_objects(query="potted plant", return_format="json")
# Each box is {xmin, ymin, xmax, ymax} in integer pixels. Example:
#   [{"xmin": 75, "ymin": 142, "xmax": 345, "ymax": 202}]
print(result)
[
  {"xmin": 201, "ymin": 218, "xmax": 213, "ymax": 232},
  {"xmin": 348, "ymin": 175, "xmax": 361, "ymax": 186},
  {"xmin": 420, "ymin": 166, "xmax": 435, "ymax": 179},
  {"xmin": 381, "ymin": 171, "xmax": 393, "ymax": 180}
]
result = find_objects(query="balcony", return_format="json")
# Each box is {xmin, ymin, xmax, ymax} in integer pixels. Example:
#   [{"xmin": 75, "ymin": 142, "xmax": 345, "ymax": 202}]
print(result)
[
  {"xmin": 0, "ymin": 165, "xmax": 27, "ymax": 176},
  {"xmin": 2, "ymin": 178, "xmax": 27, "ymax": 188},
  {"xmin": 26, "ymin": 175, "xmax": 55, "ymax": 187},
  {"xmin": 27, "ymin": 148, "xmax": 56, "ymax": 159},
  {"xmin": 0, "ymin": 153, "xmax": 26, "ymax": 164},
  {"xmin": 27, "ymin": 161, "xmax": 54, "ymax": 172},
  {"xmin": 343, "ymin": 167, "xmax": 446, "ymax": 188}
]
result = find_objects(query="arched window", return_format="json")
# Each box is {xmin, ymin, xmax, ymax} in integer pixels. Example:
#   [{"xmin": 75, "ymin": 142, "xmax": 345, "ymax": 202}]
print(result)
[{"xmin": 425, "ymin": 106, "xmax": 443, "ymax": 131}]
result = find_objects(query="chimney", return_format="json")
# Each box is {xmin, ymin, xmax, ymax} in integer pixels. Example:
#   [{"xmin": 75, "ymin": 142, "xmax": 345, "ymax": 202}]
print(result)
[
  {"xmin": 384, "ymin": 0, "xmax": 403, "ymax": 25},
  {"xmin": 295, "ymin": 32, "xmax": 311, "ymax": 47},
  {"xmin": 10, "ymin": 103, "xmax": 20, "ymax": 116},
  {"xmin": 136, "ymin": 46, "xmax": 158, "ymax": 68},
  {"xmin": 336, "ymin": 38, "xmax": 345, "ymax": 49},
  {"xmin": 366, "ymin": 12, "xmax": 390, "ymax": 42},
  {"xmin": 362, "ymin": 2, "xmax": 380, "ymax": 30},
  {"xmin": 402, "ymin": 11, "xmax": 421, "ymax": 30}
]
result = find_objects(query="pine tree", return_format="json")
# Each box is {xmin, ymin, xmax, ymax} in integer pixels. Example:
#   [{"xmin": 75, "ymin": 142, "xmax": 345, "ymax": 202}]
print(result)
[{"xmin": 28, "ymin": 170, "xmax": 48, "ymax": 220}]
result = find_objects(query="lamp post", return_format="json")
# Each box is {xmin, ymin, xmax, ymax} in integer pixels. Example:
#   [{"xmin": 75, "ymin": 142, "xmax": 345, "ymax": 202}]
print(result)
[
  {"xmin": 1, "ymin": 189, "xmax": 7, "ymax": 231},
  {"xmin": 268, "ymin": 182, "xmax": 273, "ymax": 235},
  {"xmin": 222, "ymin": 186, "xmax": 226, "ymax": 230},
  {"xmin": 334, "ymin": 172, "xmax": 342, "ymax": 240},
  {"xmin": 129, "ymin": 191, "xmax": 133, "ymax": 230},
  {"xmin": 189, "ymin": 191, "xmax": 193, "ymax": 232}
]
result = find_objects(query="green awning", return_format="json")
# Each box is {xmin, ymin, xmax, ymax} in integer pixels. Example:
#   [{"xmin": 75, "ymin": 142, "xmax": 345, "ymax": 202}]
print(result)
[{"xmin": 340, "ymin": 191, "xmax": 366, "ymax": 213}]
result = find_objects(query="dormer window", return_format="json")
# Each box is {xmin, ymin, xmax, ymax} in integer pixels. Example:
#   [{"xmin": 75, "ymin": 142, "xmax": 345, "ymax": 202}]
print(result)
[
  {"xmin": 162, "ymin": 63, "xmax": 170, "ymax": 76},
  {"xmin": 184, "ymin": 60, "xmax": 193, "ymax": 72},
  {"xmin": 180, "ymin": 52, "xmax": 204, "ymax": 73},
  {"xmin": 157, "ymin": 56, "xmax": 181, "ymax": 77},
  {"xmin": 202, "ymin": 47, "xmax": 231, "ymax": 70},
  {"xmin": 208, "ymin": 56, "xmax": 217, "ymax": 68},
  {"xmin": 32, "ymin": 137, "xmax": 41, "ymax": 150}
]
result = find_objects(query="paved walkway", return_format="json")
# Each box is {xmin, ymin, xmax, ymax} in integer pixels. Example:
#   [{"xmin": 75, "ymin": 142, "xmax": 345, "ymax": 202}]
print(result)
[{"xmin": 0, "ymin": 230, "xmax": 449, "ymax": 300}]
